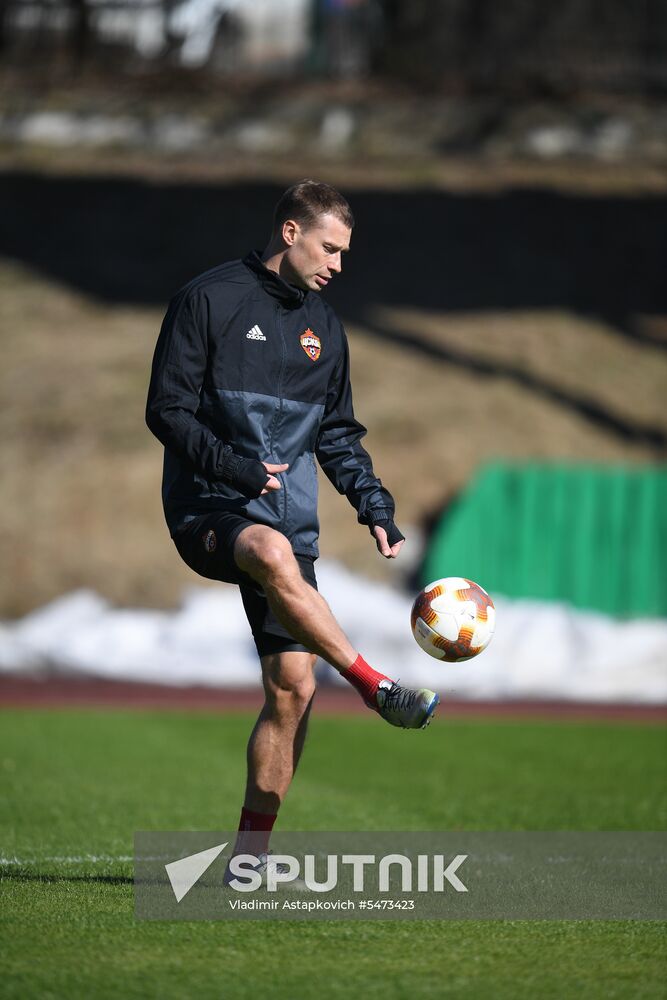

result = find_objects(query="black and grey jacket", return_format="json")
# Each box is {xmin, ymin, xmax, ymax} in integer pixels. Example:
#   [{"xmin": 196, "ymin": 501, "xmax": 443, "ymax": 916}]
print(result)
[{"xmin": 146, "ymin": 251, "xmax": 396, "ymax": 558}]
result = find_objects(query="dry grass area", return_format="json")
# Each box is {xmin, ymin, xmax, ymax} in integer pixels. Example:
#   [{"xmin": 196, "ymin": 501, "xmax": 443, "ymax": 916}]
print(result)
[
  {"xmin": 1, "ymin": 257, "xmax": 666, "ymax": 617},
  {"xmin": 325, "ymin": 308, "xmax": 667, "ymax": 571}
]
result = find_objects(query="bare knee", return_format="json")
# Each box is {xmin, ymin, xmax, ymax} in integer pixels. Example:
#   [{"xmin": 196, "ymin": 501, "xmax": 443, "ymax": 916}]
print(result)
[
  {"xmin": 267, "ymin": 673, "xmax": 316, "ymax": 717},
  {"xmin": 263, "ymin": 654, "xmax": 317, "ymax": 717},
  {"xmin": 235, "ymin": 526, "xmax": 295, "ymax": 584}
]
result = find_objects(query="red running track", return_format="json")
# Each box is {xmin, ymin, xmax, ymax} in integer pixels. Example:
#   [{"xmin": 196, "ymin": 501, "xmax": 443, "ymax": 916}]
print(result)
[{"xmin": 0, "ymin": 676, "xmax": 665, "ymax": 722}]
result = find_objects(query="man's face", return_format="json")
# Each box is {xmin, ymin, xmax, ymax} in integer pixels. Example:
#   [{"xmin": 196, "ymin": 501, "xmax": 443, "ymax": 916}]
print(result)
[{"xmin": 281, "ymin": 213, "xmax": 351, "ymax": 292}]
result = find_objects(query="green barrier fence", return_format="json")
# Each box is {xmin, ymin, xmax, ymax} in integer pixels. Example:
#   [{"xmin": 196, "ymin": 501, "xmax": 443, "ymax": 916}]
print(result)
[{"xmin": 421, "ymin": 463, "xmax": 667, "ymax": 618}]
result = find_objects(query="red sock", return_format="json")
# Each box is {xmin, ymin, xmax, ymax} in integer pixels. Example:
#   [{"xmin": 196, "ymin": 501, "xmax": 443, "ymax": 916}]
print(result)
[
  {"xmin": 233, "ymin": 806, "xmax": 277, "ymax": 858},
  {"xmin": 340, "ymin": 653, "xmax": 392, "ymax": 709}
]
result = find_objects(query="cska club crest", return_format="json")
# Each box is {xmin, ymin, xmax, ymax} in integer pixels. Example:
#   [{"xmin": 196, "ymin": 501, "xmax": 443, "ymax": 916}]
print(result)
[{"xmin": 300, "ymin": 328, "xmax": 321, "ymax": 361}]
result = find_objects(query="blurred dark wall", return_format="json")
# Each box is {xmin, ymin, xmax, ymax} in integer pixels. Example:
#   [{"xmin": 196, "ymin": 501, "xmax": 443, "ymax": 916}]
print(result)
[{"xmin": 2, "ymin": 172, "xmax": 665, "ymax": 330}]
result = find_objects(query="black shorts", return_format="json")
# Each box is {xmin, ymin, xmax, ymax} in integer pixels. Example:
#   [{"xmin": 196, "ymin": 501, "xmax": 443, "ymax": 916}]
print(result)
[{"xmin": 172, "ymin": 511, "xmax": 318, "ymax": 659}]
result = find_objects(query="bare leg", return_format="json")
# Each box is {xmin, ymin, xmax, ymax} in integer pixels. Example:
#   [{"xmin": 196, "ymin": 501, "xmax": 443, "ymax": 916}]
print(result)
[
  {"xmin": 234, "ymin": 525, "xmax": 357, "ymax": 672},
  {"xmin": 243, "ymin": 650, "xmax": 316, "ymax": 813},
  {"xmin": 232, "ymin": 525, "xmax": 440, "ymax": 735}
]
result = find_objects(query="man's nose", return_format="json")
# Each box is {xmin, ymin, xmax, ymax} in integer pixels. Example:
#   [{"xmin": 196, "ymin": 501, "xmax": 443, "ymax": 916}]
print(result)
[{"xmin": 329, "ymin": 252, "xmax": 342, "ymax": 274}]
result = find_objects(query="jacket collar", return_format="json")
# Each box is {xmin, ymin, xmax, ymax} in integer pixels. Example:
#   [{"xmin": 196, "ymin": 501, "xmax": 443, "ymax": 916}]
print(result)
[{"xmin": 243, "ymin": 250, "xmax": 307, "ymax": 308}]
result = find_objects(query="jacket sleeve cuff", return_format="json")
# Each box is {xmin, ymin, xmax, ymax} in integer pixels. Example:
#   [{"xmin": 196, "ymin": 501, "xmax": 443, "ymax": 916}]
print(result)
[
  {"xmin": 220, "ymin": 452, "xmax": 269, "ymax": 499},
  {"xmin": 368, "ymin": 514, "xmax": 405, "ymax": 546},
  {"xmin": 366, "ymin": 508, "xmax": 394, "ymax": 527}
]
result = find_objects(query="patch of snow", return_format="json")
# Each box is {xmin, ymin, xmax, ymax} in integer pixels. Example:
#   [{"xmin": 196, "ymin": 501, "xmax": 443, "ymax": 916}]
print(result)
[{"xmin": 1, "ymin": 562, "xmax": 665, "ymax": 703}]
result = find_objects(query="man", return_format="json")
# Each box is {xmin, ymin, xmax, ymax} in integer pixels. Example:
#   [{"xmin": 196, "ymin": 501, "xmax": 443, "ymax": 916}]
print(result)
[{"xmin": 146, "ymin": 180, "xmax": 438, "ymax": 860}]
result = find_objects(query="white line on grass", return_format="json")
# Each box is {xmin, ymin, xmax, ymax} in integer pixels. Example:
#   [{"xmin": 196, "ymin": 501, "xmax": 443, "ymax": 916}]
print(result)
[{"xmin": 0, "ymin": 854, "xmax": 134, "ymax": 864}]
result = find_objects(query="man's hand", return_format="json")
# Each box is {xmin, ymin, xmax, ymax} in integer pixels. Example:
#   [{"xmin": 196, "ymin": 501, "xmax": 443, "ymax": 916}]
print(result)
[
  {"xmin": 229, "ymin": 458, "xmax": 288, "ymax": 498},
  {"xmin": 261, "ymin": 462, "xmax": 289, "ymax": 494},
  {"xmin": 372, "ymin": 522, "xmax": 405, "ymax": 559}
]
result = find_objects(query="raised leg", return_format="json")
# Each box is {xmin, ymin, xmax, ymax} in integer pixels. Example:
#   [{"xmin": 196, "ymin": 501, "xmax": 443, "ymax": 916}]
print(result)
[
  {"xmin": 233, "ymin": 524, "xmax": 439, "ymax": 736},
  {"xmin": 234, "ymin": 524, "xmax": 358, "ymax": 672}
]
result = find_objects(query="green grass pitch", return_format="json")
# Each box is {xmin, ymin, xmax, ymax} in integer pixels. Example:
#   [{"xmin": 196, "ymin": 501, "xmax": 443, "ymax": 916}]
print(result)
[{"xmin": 1, "ymin": 708, "xmax": 666, "ymax": 999}]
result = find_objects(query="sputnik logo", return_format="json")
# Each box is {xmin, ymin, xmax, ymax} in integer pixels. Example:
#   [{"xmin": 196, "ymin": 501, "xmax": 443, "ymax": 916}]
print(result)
[
  {"xmin": 165, "ymin": 842, "xmax": 228, "ymax": 902},
  {"xmin": 164, "ymin": 843, "xmax": 468, "ymax": 900}
]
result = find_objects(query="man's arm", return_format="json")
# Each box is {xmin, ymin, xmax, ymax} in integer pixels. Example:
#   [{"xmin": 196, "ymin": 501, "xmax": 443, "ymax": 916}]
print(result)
[
  {"xmin": 315, "ymin": 327, "xmax": 404, "ymax": 558},
  {"xmin": 146, "ymin": 288, "xmax": 277, "ymax": 498}
]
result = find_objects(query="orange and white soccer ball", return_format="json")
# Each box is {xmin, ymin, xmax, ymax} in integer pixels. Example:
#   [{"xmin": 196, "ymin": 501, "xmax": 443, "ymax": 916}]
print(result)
[{"xmin": 411, "ymin": 577, "xmax": 496, "ymax": 662}]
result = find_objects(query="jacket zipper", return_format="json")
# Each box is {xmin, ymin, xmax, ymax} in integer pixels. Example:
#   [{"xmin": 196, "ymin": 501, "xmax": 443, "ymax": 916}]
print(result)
[{"xmin": 272, "ymin": 304, "xmax": 288, "ymax": 532}]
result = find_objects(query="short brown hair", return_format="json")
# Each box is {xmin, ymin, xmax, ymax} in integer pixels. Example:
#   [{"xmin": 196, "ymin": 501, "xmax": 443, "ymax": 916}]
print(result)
[{"xmin": 273, "ymin": 179, "xmax": 354, "ymax": 234}]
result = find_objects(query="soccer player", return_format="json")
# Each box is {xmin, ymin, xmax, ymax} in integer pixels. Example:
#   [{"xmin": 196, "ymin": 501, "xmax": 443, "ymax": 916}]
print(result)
[{"xmin": 146, "ymin": 180, "xmax": 438, "ymax": 861}]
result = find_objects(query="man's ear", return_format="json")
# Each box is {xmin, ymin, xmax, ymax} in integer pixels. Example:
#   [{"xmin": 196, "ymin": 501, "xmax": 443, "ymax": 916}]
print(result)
[{"xmin": 282, "ymin": 219, "xmax": 299, "ymax": 246}]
